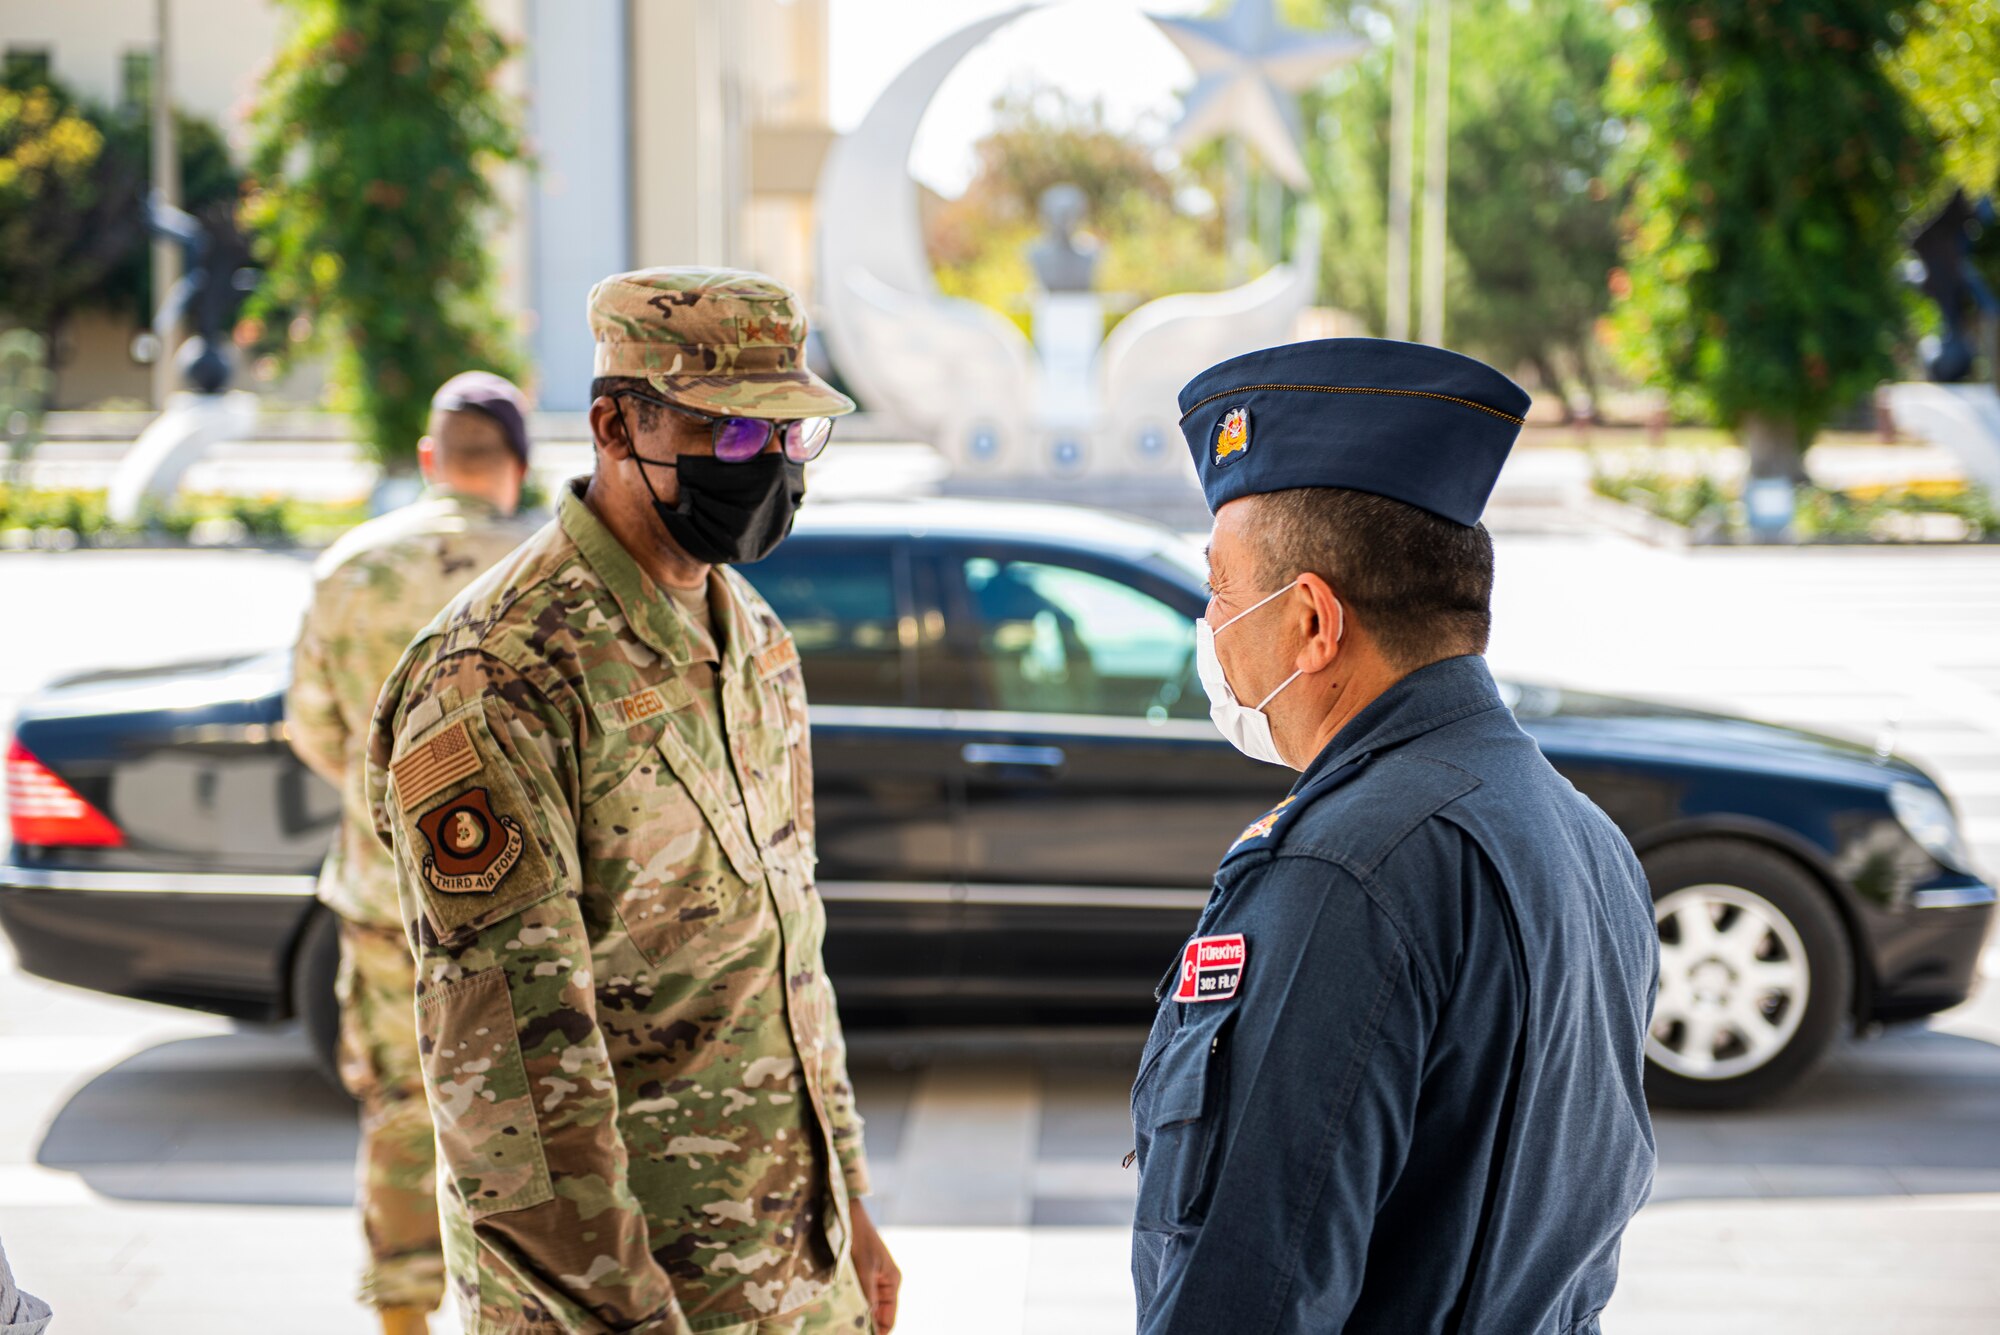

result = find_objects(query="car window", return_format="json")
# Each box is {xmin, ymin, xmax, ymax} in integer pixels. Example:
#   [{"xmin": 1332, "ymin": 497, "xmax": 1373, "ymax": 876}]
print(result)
[
  {"xmin": 737, "ymin": 541, "xmax": 906, "ymax": 706},
  {"xmin": 952, "ymin": 556, "xmax": 1203, "ymax": 719}
]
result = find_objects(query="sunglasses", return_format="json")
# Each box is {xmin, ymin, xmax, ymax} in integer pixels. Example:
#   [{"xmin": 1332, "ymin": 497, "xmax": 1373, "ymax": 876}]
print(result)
[{"xmin": 615, "ymin": 390, "xmax": 834, "ymax": 464}]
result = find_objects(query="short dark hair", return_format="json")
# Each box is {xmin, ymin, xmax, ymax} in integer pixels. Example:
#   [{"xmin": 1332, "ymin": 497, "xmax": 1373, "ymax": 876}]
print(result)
[
  {"xmin": 590, "ymin": 376, "xmax": 665, "ymax": 431},
  {"xmin": 1246, "ymin": 487, "xmax": 1493, "ymax": 669},
  {"xmin": 427, "ymin": 406, "xmax": 519, "ymax": 472}
]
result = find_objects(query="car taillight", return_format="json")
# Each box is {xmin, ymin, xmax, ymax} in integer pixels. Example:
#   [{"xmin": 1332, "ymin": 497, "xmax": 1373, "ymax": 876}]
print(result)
[{"xmin": 6, "ymin": 739, "xmax": 124, "ymax": 848}]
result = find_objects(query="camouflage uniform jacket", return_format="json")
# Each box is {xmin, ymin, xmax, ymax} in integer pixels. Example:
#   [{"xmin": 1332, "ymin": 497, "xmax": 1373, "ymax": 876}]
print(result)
[
  {"xmin": 287, "ymin": 489, "xmax": 538, "ymax": 928},
  {"xmin": 367, "ymin": 483, "xmax": 870, "ymax": 1335}
]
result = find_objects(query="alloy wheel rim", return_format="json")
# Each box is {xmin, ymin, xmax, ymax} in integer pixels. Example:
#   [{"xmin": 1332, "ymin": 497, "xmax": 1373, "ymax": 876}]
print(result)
[{"xmin": 1648, "ymin": 883, "xmax": 1811, "ymax": 1081}]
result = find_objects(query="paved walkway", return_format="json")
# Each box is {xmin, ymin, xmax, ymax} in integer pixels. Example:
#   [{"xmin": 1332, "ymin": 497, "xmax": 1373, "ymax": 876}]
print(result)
[{"xmin": 5, "ymin": 987, "xmax": 1998, "ymax": 1334}]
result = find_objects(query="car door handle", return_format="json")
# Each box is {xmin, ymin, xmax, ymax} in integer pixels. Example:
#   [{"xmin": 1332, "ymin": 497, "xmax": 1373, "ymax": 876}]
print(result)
[{"xmin": 961, "ymin": 743, "xmax": 1066, "ymax": 770}]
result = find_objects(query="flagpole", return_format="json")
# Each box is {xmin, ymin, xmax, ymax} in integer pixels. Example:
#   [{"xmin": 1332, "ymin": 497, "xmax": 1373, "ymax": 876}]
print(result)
[
  {"xmin": 1418, "ymin": 0, "xmax": 1450, "ymax": 346},
  {"xmin": 150, "ymin": 0, "xmax": 180, "ymax": 409},
  {"xmin": 1385, "ymin": 0, "xmax": 1416, "ymax": 342}
]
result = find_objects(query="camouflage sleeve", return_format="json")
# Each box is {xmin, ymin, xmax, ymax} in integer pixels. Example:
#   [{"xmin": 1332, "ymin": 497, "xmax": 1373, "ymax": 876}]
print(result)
[
  {"xmin": 781, "ymin": 672, "xmax": 871, "ymax": 1197},
  {"xmin": 820, "ymin": 983, "xmax": 872, "ymax": 1198},
  {"xmin": 381, "ymin": 652, "xmax": 689, "ymax": 1335},
  {"xmin": 284, "ymin": 576, "xmax": 351, "ymax": 787}
]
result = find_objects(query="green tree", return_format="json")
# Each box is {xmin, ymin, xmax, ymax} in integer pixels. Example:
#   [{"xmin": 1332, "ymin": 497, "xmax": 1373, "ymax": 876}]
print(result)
[
  {"xmin": 1301, "ymin": 12, "xmax": 1390, "ymax": 330},
  {"xmin": 244, "ymin": 0, "xmax": 524, "ymax": 468},
  {"xmin": 0, "ymin": 329, "xmax": 54, "ymax": 479},
  {"xmin": 1443, "ymin": 0, "xmax": 1624, "ymax": 414},
  {"xmin": 1895, "ymin": 0, "xmax": 2000, "ymax": 202},
  {"xmin": 0, "ymin": 74, "xmax": 133, "ymax": 383},
  {"xmin": 0, "ymin": 66, "xmax": 249, "ymax": 401},
  {"xmin": 1301, "ymin": 0, "xmax": 1625, "ymax": 416},
  {"xmin": 1609, "ymin": 1, "xmax": 1930, "ymax": 481}
]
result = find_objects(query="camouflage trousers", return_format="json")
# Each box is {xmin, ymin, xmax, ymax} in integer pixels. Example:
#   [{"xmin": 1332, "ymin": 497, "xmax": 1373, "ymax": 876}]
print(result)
[
  {"xmin": 740, "ymin": 1260, "xmax": 874, "ymax": 1335},
  {"xmin": 335, "ymin": 915, "xmax": 445, "ymax": 1312},
  {"xmin": 458, "ymin": 1256, "xmax": 875, "ymax": 1335}
]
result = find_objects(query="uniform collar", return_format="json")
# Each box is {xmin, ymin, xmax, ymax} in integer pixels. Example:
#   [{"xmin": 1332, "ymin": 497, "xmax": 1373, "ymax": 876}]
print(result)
[
  {"xmin": 1294, "ymin": 654, "xmax": 1507, "ymax": 791},
  {"xmin": 558, "ymin": 479, "xmax": 759, "ymax": 676},
  {"xmin": 559, "ymin": 479, "xmax": 696, "ymax": 667}
]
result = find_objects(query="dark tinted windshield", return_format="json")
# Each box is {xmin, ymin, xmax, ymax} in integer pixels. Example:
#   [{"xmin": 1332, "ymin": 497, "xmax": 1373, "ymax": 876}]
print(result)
[
  {"xmin": 936, "ymin": 549, "xmax": 1203, "ymax": 720},
  {"xmin": 737, "ymin": 539, "xmax": 907, "ymax": 707}
]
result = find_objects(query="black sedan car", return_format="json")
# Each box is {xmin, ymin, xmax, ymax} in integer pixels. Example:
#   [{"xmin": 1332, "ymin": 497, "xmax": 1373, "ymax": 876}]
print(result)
[{"xmin": 2, "ymin": 499, "xmax": 1992, "ymax": 1108}]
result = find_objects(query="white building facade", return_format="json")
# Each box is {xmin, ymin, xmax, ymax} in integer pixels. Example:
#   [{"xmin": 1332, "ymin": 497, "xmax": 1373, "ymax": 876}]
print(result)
[{"xmin": 0, "ymin": 0, "xmax": 834, "ymax": 409}]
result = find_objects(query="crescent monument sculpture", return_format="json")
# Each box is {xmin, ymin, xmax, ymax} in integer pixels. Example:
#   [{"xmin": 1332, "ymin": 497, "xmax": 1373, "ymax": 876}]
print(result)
[{"xmin": 813, "ymin": 3, "xmax": 1346, "ymax": 481}]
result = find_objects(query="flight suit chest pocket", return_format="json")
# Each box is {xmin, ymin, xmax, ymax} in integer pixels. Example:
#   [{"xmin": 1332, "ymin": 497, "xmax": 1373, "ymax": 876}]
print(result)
[
  {"xmin": 756, "ymin": 654, "xmax": 816, "ymax": 869},
  {"xmin": 1132, "ymin": 1015, "xmax": 1233, "ymax": 1236},
  {"xmin": 416, "ymin": 968, "xmax": 553, "ymax": 1218},
  {"xmin": 584, "ymin": 756, "xmax": 760, "ymax": 967}
]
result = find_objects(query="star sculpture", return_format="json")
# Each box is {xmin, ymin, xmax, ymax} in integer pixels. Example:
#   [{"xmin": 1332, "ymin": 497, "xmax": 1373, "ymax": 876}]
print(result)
[{"xmin": 1150, "ymin": 0, "xmax": 1368, "ymax": 190}]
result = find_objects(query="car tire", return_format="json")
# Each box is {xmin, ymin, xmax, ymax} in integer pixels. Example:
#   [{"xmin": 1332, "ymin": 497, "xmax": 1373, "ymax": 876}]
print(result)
[
  {"xmin": 292, "ymin": 905, "xmax": 351, "ymax": 1099},
  {"xmin": 1641, "ymin": 838, "xmax": 1852, "ymax": 1111}
]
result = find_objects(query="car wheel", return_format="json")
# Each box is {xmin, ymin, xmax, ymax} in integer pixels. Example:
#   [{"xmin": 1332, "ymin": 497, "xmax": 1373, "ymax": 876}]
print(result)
[
  {"xmin": 1641, "ymin": 839, "xmax": 1852, "ymax": 1111},
  {"xmin": 292, "ymin": 905, "xmax": 351, "ymax": 1098}
]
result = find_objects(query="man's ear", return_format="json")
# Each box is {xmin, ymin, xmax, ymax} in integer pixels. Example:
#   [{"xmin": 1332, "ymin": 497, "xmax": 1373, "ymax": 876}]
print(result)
[
  {"xmin": 588, "ymin": 395, "xmax": 631, "ymax": 459},
  {"xmin": 417, "ymin": 436, "xmax": 439, "ymax": 481},
  {"xmin": 1294, "ymin": 572, "xmax": 1346, "ymax": 674}
]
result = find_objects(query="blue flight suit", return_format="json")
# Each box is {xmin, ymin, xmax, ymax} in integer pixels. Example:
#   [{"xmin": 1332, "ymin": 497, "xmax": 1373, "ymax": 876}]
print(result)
[{"xmin": 1131, "ymin": 655, "xmax": 1658, "ymax": 1334}]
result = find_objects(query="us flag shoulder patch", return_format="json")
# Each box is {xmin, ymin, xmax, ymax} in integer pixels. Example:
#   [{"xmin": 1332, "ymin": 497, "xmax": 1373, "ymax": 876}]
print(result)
[{"xmin": 392, "ymin": 719, "xmax": 481, "ymax": 812}]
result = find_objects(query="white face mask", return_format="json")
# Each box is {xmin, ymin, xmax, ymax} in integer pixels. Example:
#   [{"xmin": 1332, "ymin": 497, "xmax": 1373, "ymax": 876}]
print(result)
[{"xmin": 1194, "ymin": 581, "xmax": 1341, "ymax": 767}]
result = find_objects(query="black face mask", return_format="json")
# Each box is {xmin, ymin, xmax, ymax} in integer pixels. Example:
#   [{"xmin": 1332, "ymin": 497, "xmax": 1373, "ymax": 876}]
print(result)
[{"xmin": 651, "ymin": 452, "xmax": 806, "ymax": 565}]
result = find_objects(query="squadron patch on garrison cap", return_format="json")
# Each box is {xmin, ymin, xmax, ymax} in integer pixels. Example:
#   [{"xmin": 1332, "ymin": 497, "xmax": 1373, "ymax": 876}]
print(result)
[{"xmin": 1214, "ymin": 406, "xmax": 1251, "ymax": 465}]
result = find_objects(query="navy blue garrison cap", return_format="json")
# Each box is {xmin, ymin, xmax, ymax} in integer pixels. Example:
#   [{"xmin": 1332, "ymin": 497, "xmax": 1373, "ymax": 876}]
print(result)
[{"xmin": 1180, "ymin": 338, "xmax": 1530, "ymax": 526}]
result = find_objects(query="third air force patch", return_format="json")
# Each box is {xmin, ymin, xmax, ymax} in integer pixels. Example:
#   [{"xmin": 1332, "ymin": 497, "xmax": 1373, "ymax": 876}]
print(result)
[{"xmin": 416, "ymin": 787, "xmax": 524, "ymax": 895}]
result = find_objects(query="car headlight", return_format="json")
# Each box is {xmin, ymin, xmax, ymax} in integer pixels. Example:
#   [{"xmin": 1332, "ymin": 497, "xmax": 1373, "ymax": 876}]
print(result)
[{"xmin": 1889, "ymin": 781, "xmax": 1977, "ymax": 875}]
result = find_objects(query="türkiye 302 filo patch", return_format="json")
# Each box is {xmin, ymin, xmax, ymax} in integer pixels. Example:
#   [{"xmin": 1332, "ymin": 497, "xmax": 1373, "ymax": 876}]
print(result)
[{"xmin": 1174, "ymin": 933, "xmax": 1246, "ymax": 1002}]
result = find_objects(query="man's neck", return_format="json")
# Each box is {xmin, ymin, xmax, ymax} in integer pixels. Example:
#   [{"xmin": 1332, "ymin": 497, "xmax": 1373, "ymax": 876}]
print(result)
[
  {"xmin": 580, "ymin": 474, "xmax": 711, "ymax": 590},
  {"xmin": 427, "ymin": 473, "xmax": 515, "ymax": 515},
  {"xmin": 1288, "ymin": 658, "xmax": 1408, "ymax": 770}
]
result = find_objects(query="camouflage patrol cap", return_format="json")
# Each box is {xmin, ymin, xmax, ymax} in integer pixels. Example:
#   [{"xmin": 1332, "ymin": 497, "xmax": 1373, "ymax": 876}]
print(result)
[{"xmin": 588, "ymin": 266, "xmax": 855, "ymax": 420}]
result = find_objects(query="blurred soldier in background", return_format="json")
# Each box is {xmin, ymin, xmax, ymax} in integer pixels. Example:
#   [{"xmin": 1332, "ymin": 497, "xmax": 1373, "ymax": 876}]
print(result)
[
  {"xmin": 286, "ymin": 371, "xmax": 538, "ymax": 1335},
  {"xmin": 367, "ymin": 268, "xmax": 899, "ymax": 1334}
]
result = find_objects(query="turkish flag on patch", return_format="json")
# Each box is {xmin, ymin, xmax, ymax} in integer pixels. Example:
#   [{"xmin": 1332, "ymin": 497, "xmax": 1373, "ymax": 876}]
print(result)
[{"xmin": 1174, "ymin": 933, "xmax": 1246, "ymax": 1003}]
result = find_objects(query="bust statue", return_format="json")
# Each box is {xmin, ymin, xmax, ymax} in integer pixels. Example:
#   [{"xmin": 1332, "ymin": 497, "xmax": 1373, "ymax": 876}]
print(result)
[{"xmin": 1027, "ymin": 183, "xmax": 1100, "ymax": 294}]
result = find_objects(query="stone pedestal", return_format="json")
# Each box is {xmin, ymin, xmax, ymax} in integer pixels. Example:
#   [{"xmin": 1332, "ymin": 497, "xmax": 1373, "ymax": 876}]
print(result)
[
  {"xmin": 106, "ymin": 391, "xmax": 260, "ymax": 525},
  {"xmin": 1884, "ymin": 382, "xmax": 2000, "ymax": 495},
  {"xmin": 1032, "ymin": 292, "xmax": 1104, "ymax": 477}
]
